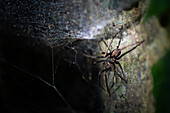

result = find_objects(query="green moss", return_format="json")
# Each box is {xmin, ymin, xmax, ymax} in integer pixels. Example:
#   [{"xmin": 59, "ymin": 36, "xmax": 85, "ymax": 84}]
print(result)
[{"xmin": 144, "ymin": 0, "xmax": 170, "ymax": 23}]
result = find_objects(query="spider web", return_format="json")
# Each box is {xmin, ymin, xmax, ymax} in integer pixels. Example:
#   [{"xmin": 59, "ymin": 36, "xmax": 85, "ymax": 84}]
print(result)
[{"xmin": 0, "ymin": 0, "xmax": 118, "ymax": 47}]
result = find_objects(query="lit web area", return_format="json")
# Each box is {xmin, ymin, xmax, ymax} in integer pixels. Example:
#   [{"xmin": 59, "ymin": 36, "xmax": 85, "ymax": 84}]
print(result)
[
  {"xmin": 0, "ymin": 0, "xmax": 143, "ymax": 113},
  {"xmin": 0, "ymin": 0, "xmax": 117, "ymax": 47}
]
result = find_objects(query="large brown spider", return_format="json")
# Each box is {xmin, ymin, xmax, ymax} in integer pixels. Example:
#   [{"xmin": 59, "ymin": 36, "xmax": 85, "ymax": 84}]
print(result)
[
  {"xmin": 97, "ymin": 37, "xmax": 144, "ymax": 96},
  {"xmin": 83, "ymin": 34, "xmax": 145, "ymax": 96}
]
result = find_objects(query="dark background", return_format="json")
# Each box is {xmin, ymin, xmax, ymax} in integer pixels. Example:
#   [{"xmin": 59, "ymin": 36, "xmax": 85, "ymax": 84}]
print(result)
[{"xmin": 0, "ymin": 30, "xmax": 103, "ymax": 113}]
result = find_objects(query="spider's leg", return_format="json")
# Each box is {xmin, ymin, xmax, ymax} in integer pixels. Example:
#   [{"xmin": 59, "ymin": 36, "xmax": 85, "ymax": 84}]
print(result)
[
  {"xmin": 98, "ymin": 38, "xmax": 112, "ymax": 55},
  {"xmin": 119, "ymin": 40, "xmax": 145, "ymax": 51},
  {"xmin": 115, "ymin": 61, "xmax": 126, "ymax": 81},
  {"xmin": 104, "ymin": 28, "xmax": 124, "ymax": 57},
  {"xmin": 110, "ymin": 62, "xmax": 127, "ymax": 83},
  {"xmin": 104, "ymin": 38, "xmax": 114, "ymax": 57},
  {"xmin": 105, "ymin": 68, "xmax": 114, "ymax": 90},
  {"xmin": 98, "ymin": 41, "xmax": 111, "ymax": 57},
  {"xmin": 98, "ymin": 66, "xmax": 111, "ymax": 90},
  {"xmin": 109, "ymin": 62, "xmax": 119, "ymax": 86},
  {"xmin": 108, "ymin": 61, "xmax": 116, "ymax": 79},
  {"xmin": 116, "ymin": 72, "xmax": 127, "ymax": 83},
  {"xmin": 105, "ymin": 68, "xmax": 115, "ymax": 90},
  {"xmin": 109, "ymin": 74, "xmax": 115, "ymax": 90},
  {"xmin": 116, "ymin": 41, "xmax": 144, "ymax": 60},
  {"xmin": 113, "ymin": 63, "xmax": 127, "ymax": 83},
  {"xmin": 104, "ymin": 36, "xmax": 117, "ymax": 57},
  {"xmin": 102, "ymin": 40, "xmax": 112, "ymax": 52},
  {"xmin": 104, "ymin": 71, "xmax": 111, "ymax": 97},
  {"xmin": 94, "ymin": 60, "xmax": 106, "ymax": 64},
  {"xmin": 111, "ymin": 85, "xmax": 121, "ymax": 95},
  {"xmin": 117, "ymin": 45, "xmax": 139, "ymax": 59},
  {"xmin": 82, "ymin": 52, "xmax": 97, "ymax": 59},
  {"xmin": 96, "ymin": 56, "xmax": 105, "ymax": 58},
  {"xmin": 98, "ymin": 66, "xmax": 111, "ymax": 81},
  {"xmin": 117, "ymin": 38, "xmax": 121, "ymax": 49},
  {"xmin": 82, "ymin": 53, "xmax": 105, "ymax": 59}
]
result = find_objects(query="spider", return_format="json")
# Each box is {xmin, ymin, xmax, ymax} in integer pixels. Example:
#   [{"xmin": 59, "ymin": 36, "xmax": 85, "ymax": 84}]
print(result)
[
  {"xmin": 83, "ymin": 32, "xmax": 145, "ymax": 96},
  {"xmin": 95, "ymin": 36, "xmax": 145, "ymax": 96}
]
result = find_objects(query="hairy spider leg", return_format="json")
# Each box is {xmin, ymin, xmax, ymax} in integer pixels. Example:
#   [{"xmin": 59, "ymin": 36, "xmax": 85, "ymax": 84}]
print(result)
[
  {"xmin": 96, "ymin": 56, "xmax": 105, "ymax": 58},
  {"xmin": 116, "ymin": 40, "xmax": 145, "ymax": 60},
  {"xmin": 94, "ymin": 60, "xmax": 106, "ymax": 64},
  {"xmin": 109, "ymin": 62, "xmax": 118, "ymax": 83},
  {"xmin": 102, "ymin": 40, "xmax": 112, "ymax": 52},
  {"xmin": 117, "ymin": 38, "xmax": 122, "ymax": 49},
  {"xmin": 98, "ymin": 66, "xmax": 111, "ymax": 90},
  {"xmin": 111, "ymin": 85, "xmax": 121, "ymax": 95},
  {"xmin": 108, "ymin": 63, "xmax": 120, "ymax": 90},
  {"xmin": 104, "ymin": 27, "xmax": 124, "ymax": 57},
  {"xmin": 110, "ymin": 62, "xmax": 127, "ymax": 83},
  {"xmin": 98, "ymin": 41, "xmax": 112, "ymax": 57},
  {"xmin": 115, "ymin": 61, "xmax": 127, "ymax": 83},
  {"xmin": 104, "ymin": 36, "xmax": 115, "ymax": 57},
  {"xmin": 82, "ymin": 52, "xmax": 106, "ymax": 59},
  {"xmin": 99, "ymin": 31, "xmax": 122, "ymax": 57},
  {"xmin": 104, "ymin": 71, "xmax": 111, "ymax": 97},
  {"xmin": 117, "ymin": 71, "xmax": 127, "ymax": 83},
  {"xmin": 109, "ymin": 72, "xmax": 115, "ymax": 90}
]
